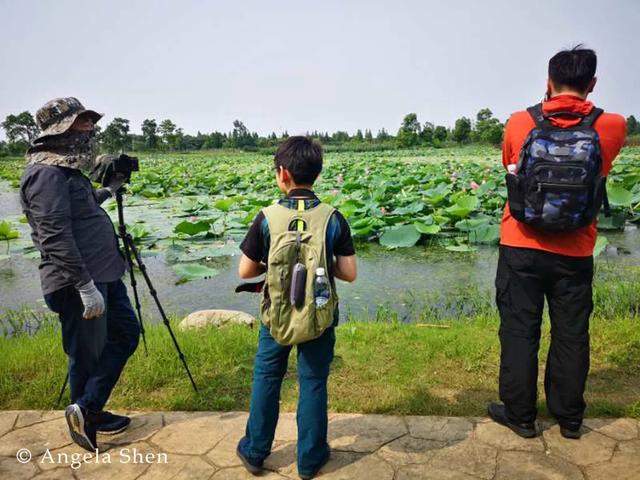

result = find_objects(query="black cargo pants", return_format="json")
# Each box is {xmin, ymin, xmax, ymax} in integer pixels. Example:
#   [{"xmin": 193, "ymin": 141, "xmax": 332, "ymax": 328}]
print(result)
[{"xmin": 495, "ymin": 245, "xmax": 593, "ymax": 426}]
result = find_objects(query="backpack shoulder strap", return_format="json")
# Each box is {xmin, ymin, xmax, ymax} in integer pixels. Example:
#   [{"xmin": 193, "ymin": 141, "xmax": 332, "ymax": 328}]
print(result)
[
  {"xmin": 526, "ymin": 103, "xmax": 548, "ymax": 128},
  {"xmin": 262, "ymin": 202, "xmax": 334, "ymax": 237},
  {"xmin": 262, "ymin": 203, "xmax": 292, "ymax": 236},
  {"xmin": 580, "ymin": 107, "xmax": 604, "ymax": 128}
]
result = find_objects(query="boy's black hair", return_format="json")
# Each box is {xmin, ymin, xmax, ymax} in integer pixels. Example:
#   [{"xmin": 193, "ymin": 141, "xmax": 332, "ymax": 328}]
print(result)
[
  {"xmin": 274, "ymin": 136, "xmax": 323, "ymax": 185},
  {"xmin": 548, "ymin": 44, "xmax": 597, "ymax": 92}
]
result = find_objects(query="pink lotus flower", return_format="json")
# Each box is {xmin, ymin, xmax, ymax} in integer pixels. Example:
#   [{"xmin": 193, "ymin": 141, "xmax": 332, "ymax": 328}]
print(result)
[
  {"xmin": 470, "ymin": 181, "xmax": 479, "ymax": 191},
  {"xmin": 380, "ymin": 207, "xmax": 388, "ymax": 215},
  {"xmin": 336, "ymin": 174, "xmax": 344, "ymax": 185}
]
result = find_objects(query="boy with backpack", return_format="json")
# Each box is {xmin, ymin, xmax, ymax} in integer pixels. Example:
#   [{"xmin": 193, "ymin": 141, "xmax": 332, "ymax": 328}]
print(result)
[
  {"xmin": 489, "ymin": 46, "xmax": 627, "ymax": 439},
  {"xmin": 236, "ymin": 136, "xmax": 357, "ymax": 478}
]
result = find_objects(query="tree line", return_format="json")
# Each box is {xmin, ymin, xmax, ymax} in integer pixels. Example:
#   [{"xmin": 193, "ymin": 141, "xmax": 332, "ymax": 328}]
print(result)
[{"xmin": 2, "ymin": 109, "xmax": 639, "ymax": 156}]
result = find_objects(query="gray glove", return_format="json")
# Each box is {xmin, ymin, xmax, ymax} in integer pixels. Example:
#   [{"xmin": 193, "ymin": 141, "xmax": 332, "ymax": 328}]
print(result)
[
  {"xmin": 105, "ymin": 173, "xmax": 127, "ymax": 197},
  {"xmin": 77, "ymin": 281, "xmax": 105, "ymax": 319}
]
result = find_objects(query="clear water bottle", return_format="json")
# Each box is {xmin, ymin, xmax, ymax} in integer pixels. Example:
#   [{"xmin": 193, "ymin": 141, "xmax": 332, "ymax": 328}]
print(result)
[{"xmin": 314, "ymin": 267, "xmax": 331, "ymax": 307}]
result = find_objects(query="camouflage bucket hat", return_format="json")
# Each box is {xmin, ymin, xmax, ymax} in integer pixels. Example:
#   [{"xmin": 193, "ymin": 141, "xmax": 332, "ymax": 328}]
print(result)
[{"xmin": 34, "ymin": 97, "xmax": 102, "ymax": 141}]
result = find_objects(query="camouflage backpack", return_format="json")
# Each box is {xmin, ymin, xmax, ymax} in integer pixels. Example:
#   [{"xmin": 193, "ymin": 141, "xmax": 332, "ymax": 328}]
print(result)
[
  {"xmin": 260, "ymin": 201, "xmax": 338, "ymax": 346},
  {"xmin": 506, "ymin": 103, "xmax": 608, "ymax": 231}
]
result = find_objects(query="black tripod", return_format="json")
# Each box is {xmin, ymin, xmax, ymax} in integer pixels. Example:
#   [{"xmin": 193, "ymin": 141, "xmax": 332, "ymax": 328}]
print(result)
[
  {"xmin": 57, "ymin": 188, "xmax": 198, "ymax": 405},
  {"xmin": 113, "ymin": 188, "xmax": 198, "ymax": 392}
]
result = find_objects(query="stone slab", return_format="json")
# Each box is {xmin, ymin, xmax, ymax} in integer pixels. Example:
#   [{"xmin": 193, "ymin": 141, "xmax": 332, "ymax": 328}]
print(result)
[
  {"xmin": 377, "ymin": 435, "xmax": 444, "ymax": 466},
  {"xmin": 496, "ymin": 451, "xmax": 584, "ymax": 480},
  {"xmin": 15, "ymin": 411, "xmax": 65, "ymax": 429},
  {"xmin": 0, "ymin": 418, "xmax": 72, "ymax": 457},
  {"xmin": 0, "ymin": 411, "xmax": 638, "ymax": 480},
  {"xmin": 474, "ymin": 421, "xmax": 545, "ymax": 452},
  {"xmin": 585, "ymin": 439, "xmax": 640, "ymax": 480},
  {"xmin": 329, "ymin": 414, "xmax": 407, "ymax": 453},
  {"xmin": 584, "ymin": 418, "xmax": 639, "ymax": 441},
  {"xmin": 0, "ymin": 411, "xmax": 18, "ymax": 438},
  {"xmin": 406, "ymin": 416, "xmax": 474, "ymax": 443},
  {"xmin": 543, "ymin": 424, "xmax": 617, "ymax": 466}
]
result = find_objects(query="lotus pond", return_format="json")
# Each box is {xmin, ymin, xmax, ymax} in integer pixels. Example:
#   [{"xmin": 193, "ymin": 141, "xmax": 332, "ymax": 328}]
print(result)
[{"xmin": 2, "ymin": 146, "xmax": 640, "ymax": 325}]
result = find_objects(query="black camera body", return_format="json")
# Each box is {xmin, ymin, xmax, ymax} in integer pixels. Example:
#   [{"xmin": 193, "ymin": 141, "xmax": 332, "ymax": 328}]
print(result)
[
  {"xmin": 93, "ymin": 153, "xmax": 140, "ymax": 187},
  {"xmin": 111, "ymin": 154, "xmax": 139, "ymax": 181}
]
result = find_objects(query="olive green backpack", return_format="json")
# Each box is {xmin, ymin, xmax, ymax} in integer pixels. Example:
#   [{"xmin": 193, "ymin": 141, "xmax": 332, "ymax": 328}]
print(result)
[{"xmin": 260, "ymin": 201, "xmax": 338, "ymax": 346}]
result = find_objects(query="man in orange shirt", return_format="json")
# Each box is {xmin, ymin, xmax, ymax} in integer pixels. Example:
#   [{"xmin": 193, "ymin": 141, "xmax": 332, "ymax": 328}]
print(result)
[{"xmin": 488, "ymin": 46, "xmax": 626, "ymax": 439}]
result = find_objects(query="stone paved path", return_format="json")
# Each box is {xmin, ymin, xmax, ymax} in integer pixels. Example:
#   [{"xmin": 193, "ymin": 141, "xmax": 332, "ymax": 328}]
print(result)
[{"xmin": 0, "ymin": 411, "xmax": 639, "ymax": 479}]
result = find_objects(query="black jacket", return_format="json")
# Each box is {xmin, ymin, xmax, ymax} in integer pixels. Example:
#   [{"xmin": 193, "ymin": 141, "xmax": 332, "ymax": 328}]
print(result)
[{"xmin": 20, "ymin": 164, "xmax": 125, "ymax": 295}]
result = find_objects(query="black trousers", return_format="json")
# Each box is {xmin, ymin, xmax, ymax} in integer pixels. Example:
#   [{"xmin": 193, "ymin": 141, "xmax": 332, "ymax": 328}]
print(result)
[{"xmin": 495, "ymin": 245, "xmax": 593, "ymax": 425}]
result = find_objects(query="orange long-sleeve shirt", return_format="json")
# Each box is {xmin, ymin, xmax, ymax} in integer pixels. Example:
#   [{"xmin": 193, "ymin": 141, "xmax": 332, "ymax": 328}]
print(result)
[{"xmin": 500, "ymin": 95, "xmax": 627, "ymax": 257}]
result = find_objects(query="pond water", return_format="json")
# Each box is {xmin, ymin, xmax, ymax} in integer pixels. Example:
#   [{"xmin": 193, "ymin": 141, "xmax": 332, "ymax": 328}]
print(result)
[{"xmin": 2, "ymin": 181, "xmax": 640, "ymax": 324}]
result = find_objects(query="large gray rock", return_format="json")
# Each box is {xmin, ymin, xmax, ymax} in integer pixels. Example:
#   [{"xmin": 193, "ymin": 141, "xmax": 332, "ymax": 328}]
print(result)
[{"xmin": 178, "ymin": 309, "xmax": 256, "ymax": 330}]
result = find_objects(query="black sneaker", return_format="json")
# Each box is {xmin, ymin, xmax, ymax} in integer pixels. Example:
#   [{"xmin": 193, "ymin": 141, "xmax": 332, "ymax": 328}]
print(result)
[
  {"xmin": 559, "ymin": 421, "xmax": 582, "ymax": 440},
  {"xmin": 95, "ymin": 411, "xmax": 131, "ymax": 435},
  {"xmin": 64, "ymin": 403, "xmax": 98, "ymax": 452},
  {"xmin": 487, "ymin": 402, "xmax": 537, "ymax": 438},
  {"xmin": 236, "ymin": 438, "xmax": 263, "ymax": 476},
  {"xmin": 299, "ymin": 450, "xmax": 331, "ymax": 480}
]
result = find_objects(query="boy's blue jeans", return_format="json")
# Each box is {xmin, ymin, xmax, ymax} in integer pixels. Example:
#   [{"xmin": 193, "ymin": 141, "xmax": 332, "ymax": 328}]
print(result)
[
  {"xmin": 239, "ymin": 323, "xmax": 335, "ymax": 475},
  {"xmin": 44, "ymin": 279, "xmax": 140, "ymax": 412}
]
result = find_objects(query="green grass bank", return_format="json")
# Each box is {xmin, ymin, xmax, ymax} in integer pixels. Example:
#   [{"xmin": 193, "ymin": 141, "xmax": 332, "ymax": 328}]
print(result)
[{"xmin": 1, "ymin": 312, "xmax": 638, "ymax": 418}]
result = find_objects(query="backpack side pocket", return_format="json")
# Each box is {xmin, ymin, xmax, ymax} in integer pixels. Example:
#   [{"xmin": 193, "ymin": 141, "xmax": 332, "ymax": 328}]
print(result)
[{"xmin": 506, "ymin": 173, "xmax": 525, "ymax": 222}]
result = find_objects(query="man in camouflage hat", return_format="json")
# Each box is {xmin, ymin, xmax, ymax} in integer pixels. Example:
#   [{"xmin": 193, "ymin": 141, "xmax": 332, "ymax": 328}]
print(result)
[{"xmin": 20, "ymin": 97, "xmax": 140, "ymax": 452}]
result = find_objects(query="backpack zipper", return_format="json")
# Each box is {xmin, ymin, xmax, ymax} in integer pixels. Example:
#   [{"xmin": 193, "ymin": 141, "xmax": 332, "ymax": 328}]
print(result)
[{"xmin": 537, "ymin": 182, "xmax": 587, "ymax": 192}]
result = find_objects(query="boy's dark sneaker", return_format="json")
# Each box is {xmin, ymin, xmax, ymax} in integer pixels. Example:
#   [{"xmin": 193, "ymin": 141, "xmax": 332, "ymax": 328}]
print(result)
[
  {"xmin": 559, "ymin": 421, "xmax": 582, "ymax": 440},
  {"xmin": 64, "ymin": 403, "xmax": 98, "ymax": 452},
  {"xmin": 236, "ymin": 438, "xmax": 263, "ymax": 476},
  {"xmin": 487, "ymin": 402, "xmax": 537, "ymax": 438},
  {"xmin": 95, "ymin": 411, "xmax": 131, "ymax": 435},
  {"xmin": 299, "ymin": 450, "xmax": 331, "ymax": 480}
]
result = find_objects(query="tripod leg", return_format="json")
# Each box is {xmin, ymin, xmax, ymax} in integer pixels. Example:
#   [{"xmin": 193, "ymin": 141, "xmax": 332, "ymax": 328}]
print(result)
[
  {"xmin": 127, "ymin": 264, "xmax": 148, "ymax": 355},
  {"xmin": 57, "ymin": 372, "xmax": 69, "ymax": 406},
  {"xmin": 116, "ymin": 192, "xmax": 148, "ymax": 355},
  {"xmin": 125, "ymin": 234, "xmax": 199, "ymax": 393}
]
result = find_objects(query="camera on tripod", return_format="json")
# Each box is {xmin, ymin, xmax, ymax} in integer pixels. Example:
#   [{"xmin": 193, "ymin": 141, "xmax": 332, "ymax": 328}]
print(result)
[
  {"xmin": 110, "ymin": 154, "xmax": 139, "ymax": 182},
  {"xmin": 92, "ymin": 153, "xmax": 140, "ymax": 187}
]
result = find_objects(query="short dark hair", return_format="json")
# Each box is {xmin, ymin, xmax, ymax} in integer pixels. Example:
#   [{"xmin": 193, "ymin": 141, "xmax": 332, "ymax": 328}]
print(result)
[
  {"xmin": 274, "ymin": 136, "xmax": 323, "ymax": 185},
  {"xmin": 548, "ymin": 44, "xmax": 597, "ymax": 92}
]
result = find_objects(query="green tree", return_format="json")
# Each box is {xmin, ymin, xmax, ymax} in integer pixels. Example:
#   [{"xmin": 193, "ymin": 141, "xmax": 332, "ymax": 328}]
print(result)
[
  {"xmin": 141, "ymin": 119, "xmax": 159, "ymax": 150},
  {"xmin": 1, "ymin": 112, "xmax": 40, "ymax": 154},
  {"xmin": 452, "ymin": 117, "xmax": 472, "ymax": 143},
  {"xmin": 433, "ymin": 126, "xmax": 448, "ymax": 143},
  {"xmin": 174, "ymin": 128, "xmax": 186, "ymax": 150},
  {"xmin": 229, "ymin": 120, "xmax": 256, "ymax": 148},
  {"xmin": 376, "ymin": 128, "xmax": 390, "ymax": 141},
  {"xmin": 476, "ymin": 108, "xmax": 493, "ymax": 122},
  {"xmin": 627, "ymin": 115, "xmax": 638, "ymax": 135},
  {"xmin": 158, "ymin": 119, "xmax": 177, "ymax": 150},
  {"xmin": 101, "ymin": 117, "xmax": 131, "ymax": 152},
  {"xmin": 397, "ymin": 113, "xmax": 420, "ymax": 147},
  {"xmin": 474, "ymin": 109, "xmax": 504, "ymax": 145},
  {"xmin": 364, "ymin": 129, "xmax": 373, "ymax": 142},
  {"xmin": 420, "ymin": 122, "xmax": 434, "ymax": 145},
  {"xmin": 203, "ymin": 131, "xmax": 226, "ymax": 149},
  {"xmin": 332, "ymin": 131, "xmax": 349, "ymax": 143}
]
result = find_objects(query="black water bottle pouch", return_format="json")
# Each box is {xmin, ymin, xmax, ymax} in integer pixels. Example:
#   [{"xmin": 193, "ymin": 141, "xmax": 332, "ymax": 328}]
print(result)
[
  {"xmin": 290, "ymin": 263, "xmax": 307, "ymax": 309},
  {"xmin": 505, "ymin": 173, "xmax": 525, "ymax": 222}
]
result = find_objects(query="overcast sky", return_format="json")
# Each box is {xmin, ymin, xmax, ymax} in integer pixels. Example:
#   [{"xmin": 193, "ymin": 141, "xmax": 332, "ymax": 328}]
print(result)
[{"xmin": 1, "ymin": 0, "xmax": 638, "ymax": 139}]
